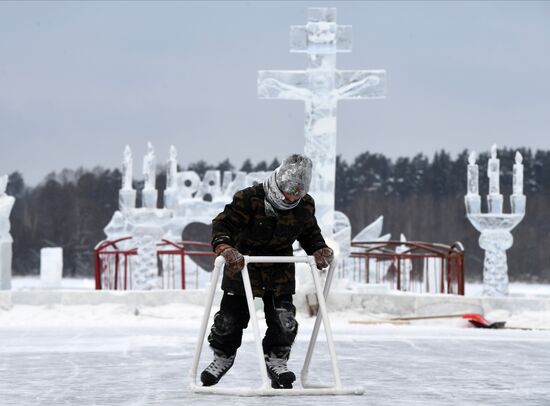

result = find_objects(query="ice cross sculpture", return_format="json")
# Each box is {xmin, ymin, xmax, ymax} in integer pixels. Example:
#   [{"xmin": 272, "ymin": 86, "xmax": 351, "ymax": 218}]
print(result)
[{"xmin": 258, "ymin": 7, "xmax": 387, "ymax": 237}]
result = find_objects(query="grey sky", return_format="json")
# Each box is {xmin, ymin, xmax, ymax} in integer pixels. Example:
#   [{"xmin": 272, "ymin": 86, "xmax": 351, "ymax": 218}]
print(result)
[{"xmin": 1, "ymin": 1, "xmax": 549, "ymax": 185}]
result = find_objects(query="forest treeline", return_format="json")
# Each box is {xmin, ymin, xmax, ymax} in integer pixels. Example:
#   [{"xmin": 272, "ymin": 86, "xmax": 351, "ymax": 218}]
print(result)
[{"xmin": 5, "ymin": 148, "xmax": 550, "ymax": 282}]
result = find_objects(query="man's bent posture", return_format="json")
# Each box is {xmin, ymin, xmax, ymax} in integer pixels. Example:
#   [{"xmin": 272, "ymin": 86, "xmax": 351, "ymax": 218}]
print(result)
[{"xmin": 201, "ymin": 154, "xmax": 334, "ymax": 389}]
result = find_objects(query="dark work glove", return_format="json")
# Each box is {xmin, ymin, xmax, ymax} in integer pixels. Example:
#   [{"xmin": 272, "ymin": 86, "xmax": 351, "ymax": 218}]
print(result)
[
  {"xmin": 214, "ymin": 243, "xmax": 244, "ymax": 276},
  {"xmin": 313, "ymin": 247, "xmax": 334, "ymax": 270}
]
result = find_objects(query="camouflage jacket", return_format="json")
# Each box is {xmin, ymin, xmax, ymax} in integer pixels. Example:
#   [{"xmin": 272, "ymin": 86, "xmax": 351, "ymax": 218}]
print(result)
[{"xmin": 211, "ymin": 184, "xmax": 328, "ymax": 297}]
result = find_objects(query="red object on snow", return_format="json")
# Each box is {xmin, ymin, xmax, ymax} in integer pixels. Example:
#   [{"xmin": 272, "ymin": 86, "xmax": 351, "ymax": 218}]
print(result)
[{"xmin": 463, "ymin": 313, "xmax": 506, "ymax": 329}]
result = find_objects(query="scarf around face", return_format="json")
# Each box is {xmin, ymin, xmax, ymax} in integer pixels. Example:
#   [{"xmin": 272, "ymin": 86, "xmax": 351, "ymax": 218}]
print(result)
[{"xmin": 263, "ymin": 170, "xmax": 300, "ymax": 217}]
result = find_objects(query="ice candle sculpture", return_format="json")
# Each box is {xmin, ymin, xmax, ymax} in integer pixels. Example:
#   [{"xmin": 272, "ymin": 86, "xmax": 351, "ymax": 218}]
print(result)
[
  {"xmin": 464, "ymin": 145, "xmax": 526, "ymax": 296},
  {"xmin": 258, "ymin": 7, "xmax": 387, "ymax": 238},
  {"xmin": 119, "ymin": 145, "xmax": 136, "ymax": 211},
  {"xmin": 164, "ymin": 145, "xmax": 179, "ymax": 210},
  {"xmin": 142, "ymin": 142, "xmax": 157, "ymax": 209}
]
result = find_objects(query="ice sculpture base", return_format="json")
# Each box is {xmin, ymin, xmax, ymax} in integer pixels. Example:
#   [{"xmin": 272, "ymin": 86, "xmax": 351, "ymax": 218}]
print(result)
[
  {"xmin": 466, "ymin": 213, "xmax": 524, "ymax": 298},
  {"xmin": 164, "ymin": 189, "xmax": 177, "ymax": 210},
  {"xmin": 128, "ymin": 209, "xmax": 173, "ymax": 290},
  {"xmin": 142, "ymin": 189, "xmax": 157, "ymax": 209},
  {"xmin": 40, "ymin": 247, "xmax": 63, "ymax": 289},
  {"xmin": 0, "ymin": 241, "xmax": 12, "ymax": 290},
  {"xmin": 119, "ymin": 189, "xmax": 136, "ymax": 212}
]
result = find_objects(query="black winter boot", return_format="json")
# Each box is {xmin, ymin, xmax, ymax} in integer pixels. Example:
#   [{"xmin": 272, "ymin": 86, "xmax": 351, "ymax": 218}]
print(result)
[
  {"xmin": 264, "ymin": 346, "xmax": 296, "ymax": 389},
  {"xmin": 200, "ymin": 349, "xmax": 236, "ymax": 386}
]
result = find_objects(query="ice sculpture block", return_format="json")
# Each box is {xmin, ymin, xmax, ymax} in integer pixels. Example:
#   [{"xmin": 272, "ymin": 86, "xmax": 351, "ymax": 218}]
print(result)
[
  {"xmin": 0, "ymin": 175, "xmax": 15, "ymax": 289},
  {"xmin": 40, "ymin": 247, "xmax": 63, "ymax": 289},
  {"xmin": 120, "ymin": 145, "xmax": 136, "ymax": 211},
  {"xmin": 142, "ymin": 142, "xmax": 157, "ymax": 209},
  {"xmin": 258, "ymin": 7, "xmax": 387, "ymax": 238},
  {"xmin": 165, "ymin": 145, "xmax": 178, "ymax": 210},
  {"xmin": 465, "ymin": 146, "xmax": 526, "ymax": 296},
  {"xmin": 128, "ymin": 209, "xmax": 172, "ymax": 290}
]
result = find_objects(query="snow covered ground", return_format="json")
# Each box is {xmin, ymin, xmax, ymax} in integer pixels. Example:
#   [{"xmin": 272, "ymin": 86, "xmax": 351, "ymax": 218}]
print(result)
[
  {"xmin": 11, "ymin": 276, "xmax": 96, "ymax": 290},
  {"xmin": 1, "ymin": 301, "xmax": 550, "ymax": 405},
  {"xmin": 11, "ymin": 276, "xmax": 550, "ymax": 298}
]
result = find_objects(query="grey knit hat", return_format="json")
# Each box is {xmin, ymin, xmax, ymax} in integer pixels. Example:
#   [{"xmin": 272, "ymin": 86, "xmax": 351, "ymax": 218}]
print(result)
[{"xmin": 275, "ymin": 154, "xmax": 313, "ymax": 198}]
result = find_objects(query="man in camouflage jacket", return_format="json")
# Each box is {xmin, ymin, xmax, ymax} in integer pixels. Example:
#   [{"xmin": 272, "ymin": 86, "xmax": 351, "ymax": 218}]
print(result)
[{"xmin": 200, "ymin": 154, "xmax": 334, "ymax": 389}]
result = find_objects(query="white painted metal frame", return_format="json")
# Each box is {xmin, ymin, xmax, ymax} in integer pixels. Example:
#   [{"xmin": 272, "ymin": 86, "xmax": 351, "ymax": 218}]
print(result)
[{"xmin": 189, "ymin": 255, "xmax": 364, "ymax": 396}]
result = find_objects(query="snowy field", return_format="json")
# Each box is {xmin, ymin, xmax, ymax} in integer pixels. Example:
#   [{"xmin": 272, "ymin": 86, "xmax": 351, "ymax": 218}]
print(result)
[{"xmin": 1, "ymin": 300, "xmax": 550, "ymax": 406}]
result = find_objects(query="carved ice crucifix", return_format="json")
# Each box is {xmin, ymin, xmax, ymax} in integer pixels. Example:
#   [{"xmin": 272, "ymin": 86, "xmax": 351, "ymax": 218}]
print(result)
[{"xmin": 258, "ymin": 8, "xmax": 387, "ymax": 237}]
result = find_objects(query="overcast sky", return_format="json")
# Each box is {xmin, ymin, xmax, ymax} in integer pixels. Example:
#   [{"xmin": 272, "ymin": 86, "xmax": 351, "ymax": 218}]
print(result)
[{"xmin": 1, "ymin": 1, "xmax": 549, "ymax": 185}]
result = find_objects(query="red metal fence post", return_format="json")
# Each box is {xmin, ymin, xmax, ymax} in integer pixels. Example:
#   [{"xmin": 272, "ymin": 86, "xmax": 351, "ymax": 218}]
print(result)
[
  {"xmin": 124, "ymin": 255, "xmax": 128, "ymax": 290},
  {"xmin": 181, "ymin": 246, "xmax": 186, "ymax": 290},
  {"xmin": 94, "ymin": 251, "xmax": 102, "ymax": 290},
  {"xmin": 114, "ymin": 253, "xmax": 120, "ymax": 290},
  {"xmin": 396, "ymin": 256, "xmax": 401, "ymax": 291}
]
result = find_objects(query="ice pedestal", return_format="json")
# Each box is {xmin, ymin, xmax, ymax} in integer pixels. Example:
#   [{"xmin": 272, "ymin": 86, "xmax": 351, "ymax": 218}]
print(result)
[
  {"xmin": 464, "ymin": 194, "xmax": 481, "ymax": 215},
  {"xmin": 0, "ymin": 177, "xmax": 15, "ymax": 290},
  {"xmin": 132, "ymin": 225, "xmax": 163, "ymax": 290},
  {"xmin": 128, "ymin": 209, "xmax": 173, "ymax": 290},
  {"xmin": 142, "ymin": 189, "xmax": 157, "ymax": 209},
  {"xmin": 119, "ymin": 189, "xmax": 136, "ymax": 211},
  {"xmin": 467, "ymin": 213, "xmax": 524, "ymax": 297},
  {"xmin": 467, "ymin": 206, "xmax": 526, "ymax": 298},
  {"xmin": 0, "ymin": 242, "xmax": 12, "ymax": 290},
  {"xmin": 40, "ymin": 247, "xmax": 63, "ymax": 289},
  {"xmin": 164, "ymin": 189, "xmax": 177, "ymax": 210},
  {"xmin": 479, "ymin": 231, "xmax": 512, "ymax": 296},
  {"xmin": 511, "ymin": 195, "xmax": 526, "ymax": 215}
]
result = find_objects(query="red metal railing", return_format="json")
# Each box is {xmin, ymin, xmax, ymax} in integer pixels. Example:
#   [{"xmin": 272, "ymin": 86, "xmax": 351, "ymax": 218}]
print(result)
[
  {"xmin": 94, "ymin": 238, "xmax": 214, "ymax": 290},
  {"xmin": 174, "ymin": 241, "xmax": 215, "ymax": 289},
  {"xmin": 95, "ymin": 237, "xmax": 464, "ymax": 295},
  {"xmin": 347, "ymin": 241, "xmax": 465, "ymax": 295},
  {"xmin": 94, "ymin": 237, "xmax": 136, "ymax": 290},
  {"xmin": 157, "ymin": 240, "xmax": 186, "ymax": 289}
]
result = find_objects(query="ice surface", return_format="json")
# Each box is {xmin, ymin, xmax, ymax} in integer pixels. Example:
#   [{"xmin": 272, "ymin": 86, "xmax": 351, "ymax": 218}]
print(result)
[
  {"xmin": 258, "ymin": 7, "xmax": 386, "ymax": 242},
  {"xmin": 1, "ymin": 304, "xmax": 549, "ymax": 405},
  {"xmin": 40, "ymin": 247, "xmax": 63, "ymax": 289}
]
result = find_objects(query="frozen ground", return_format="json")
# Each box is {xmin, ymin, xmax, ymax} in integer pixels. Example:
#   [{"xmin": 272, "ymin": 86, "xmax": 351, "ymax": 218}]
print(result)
[{"xmin": 1, "ymin": 303, "xmax": 550, "ymax": 406}]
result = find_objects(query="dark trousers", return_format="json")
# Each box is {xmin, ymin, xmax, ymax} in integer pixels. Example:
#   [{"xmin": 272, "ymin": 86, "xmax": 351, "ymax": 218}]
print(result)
[{"xmin": 207, "ymin": 291, "xmax": 298, "ymax": 356}]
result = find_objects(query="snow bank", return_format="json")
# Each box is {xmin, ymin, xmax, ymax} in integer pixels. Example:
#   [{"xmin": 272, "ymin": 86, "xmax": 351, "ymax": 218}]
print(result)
[
  {"xmin": 4, "ymin": 277, "xmax": 550, "ymax": 330},
  {"xmin": 2, "ymin": 288, "xmax": 550, "ymax": 329}
]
